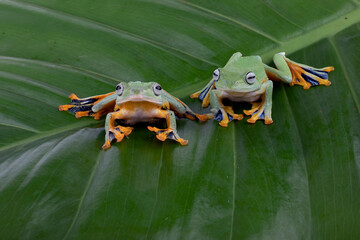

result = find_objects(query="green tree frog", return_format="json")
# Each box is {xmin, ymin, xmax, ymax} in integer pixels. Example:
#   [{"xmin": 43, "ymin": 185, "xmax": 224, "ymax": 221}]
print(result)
[
  {"xmin": 59, "ymin": 81, "xmax": 208, "ymax": 149},
  {"xmin": 191, "ymin": 52, "xmax": 334, "ymax": 127}
]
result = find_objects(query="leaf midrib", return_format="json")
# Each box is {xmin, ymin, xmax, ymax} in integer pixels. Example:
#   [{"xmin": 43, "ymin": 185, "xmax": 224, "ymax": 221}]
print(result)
[
  {"xmin": 261, "ymin": 7, "xmax": 360, "ymax": 62},
  {"xmin": 0, "ymin": 0, "xmax": 218, "ymax": 66},
  {"xmin": 2, "ymin": 0, "xmax": 360, "ymax": 72},
  {"xmin": 0, "ymin": 120, "xmax": 95, "ymax": 152}
]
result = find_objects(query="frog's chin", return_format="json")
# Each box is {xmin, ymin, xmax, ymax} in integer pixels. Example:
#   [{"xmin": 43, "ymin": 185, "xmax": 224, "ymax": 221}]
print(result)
[{"xmin": 117, "ymin": 95, "xmax": 162, "ymax": 105}]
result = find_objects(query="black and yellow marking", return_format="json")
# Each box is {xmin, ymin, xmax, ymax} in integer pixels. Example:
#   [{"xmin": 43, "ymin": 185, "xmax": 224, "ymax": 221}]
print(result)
[{"xmin": 59, "ymin": 92, "xmax": 116, "ymax": 119}]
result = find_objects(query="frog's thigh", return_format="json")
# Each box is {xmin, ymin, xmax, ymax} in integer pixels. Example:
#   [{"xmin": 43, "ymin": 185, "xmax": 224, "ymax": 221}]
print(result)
[
  {"xmin": 210, "ymin": 90, "xmax": 230, "ymax": 127},
  {"xmin": 264, "ymin": 54, "xmax": 292, "ymax": 83},
  {"xmin": 273, "ymin": 53, "xmax": 292, "ymax": 82}
]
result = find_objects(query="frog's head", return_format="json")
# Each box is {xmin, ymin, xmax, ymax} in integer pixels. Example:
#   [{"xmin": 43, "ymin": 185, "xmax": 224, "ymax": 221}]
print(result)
[
  {"xmin": 213, "ymin": 52, "xmax": 268, "ymax": 93},
  {"xmin": 115, "ymin": 81, "xmax": 163, "ymax": 105}
]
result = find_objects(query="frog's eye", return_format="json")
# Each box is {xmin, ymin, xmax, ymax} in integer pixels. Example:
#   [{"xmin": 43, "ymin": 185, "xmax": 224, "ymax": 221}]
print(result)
[
  {"xmin": 213, "ymin": 69, "xmax": 220, "ymax": 81},
  {"xmin": 116, "ymin": 83, "xmax": 124, "ymax": 96},
  {"xmin": 153, "ymin": 83, "xmax": 162, "ymax": 96},
  {"xmin": 245, "ymin": 72, "xmax": 256, "ymax": 84}
]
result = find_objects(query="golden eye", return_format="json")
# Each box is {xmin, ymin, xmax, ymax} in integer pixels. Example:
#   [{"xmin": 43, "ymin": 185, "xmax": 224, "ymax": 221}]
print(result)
[
  {"xmin": 116, "ymin": 83, "xmax": 124, "ymax": 96},
  {"xmin": 213, "ymin": 69, "xmax": 220, "ymax": 81},
  {"xmin": 245, "ymin": 72, "xmax": 256, "ymax": 84}
]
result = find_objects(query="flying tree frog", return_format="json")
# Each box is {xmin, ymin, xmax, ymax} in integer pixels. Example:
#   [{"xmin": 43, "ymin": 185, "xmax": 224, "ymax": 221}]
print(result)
[
  {"xmin": 191, "ymin": 52, "xmax": 334, "ymax": 127},
  {"xmin": 59, "ymin": 81, "xmax": 208, "ymax": 149}
]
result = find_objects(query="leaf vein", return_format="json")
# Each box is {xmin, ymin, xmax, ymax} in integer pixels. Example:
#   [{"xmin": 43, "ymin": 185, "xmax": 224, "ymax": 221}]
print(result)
[
  {"xmin": 229, "ymin": 124, "xmax": 236, "ymax": 240},
  {"xmin": 0, "ymin": 121, "xmax": 39, "ymax": 133},
  {"xmin": 145, "ymin": 144, "xmax": 164, "ymax": 239},
  {"xmin": 0, "ymin": 121, "xmax": 95, "ymax": 152},
  {"xmin": 176, "ymin": 0, "xmax": 281, "ymax": 44},
  {"xmin": 62, "ymin": 151, "xmax": 102, "ymax": 240},
  {"xmin": 0, "ymin": 0, "xmax": 217, "ymax": 66},
  {"xmin": 282, "ymin": 85, "xmax": 312, "ymax": 236},
  {"xmin": 329, "ymin": 38, "xmax": 360, "ymax": 115}
]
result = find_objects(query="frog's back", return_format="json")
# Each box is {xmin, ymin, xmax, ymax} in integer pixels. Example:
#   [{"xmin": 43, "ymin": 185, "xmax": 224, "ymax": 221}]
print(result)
[{"xmin": 223, "ymin": 53, "xmax": 268, "ymax": 82}]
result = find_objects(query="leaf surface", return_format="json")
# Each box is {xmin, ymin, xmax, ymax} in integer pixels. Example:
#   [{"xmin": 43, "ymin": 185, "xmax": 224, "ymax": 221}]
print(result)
[{"xmin": 1, "ymin": 0, "xmax": 360, "ymax": 239}]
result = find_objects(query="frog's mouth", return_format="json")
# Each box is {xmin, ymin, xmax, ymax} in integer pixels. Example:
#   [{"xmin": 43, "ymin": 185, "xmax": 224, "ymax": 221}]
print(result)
[
  {"xmin": 227, "ymin": 88, "xmax": 257, "ymax": 93},
  {"xmin": 117, "ymin": 95, "xmax": 162, "ymax": 105}
]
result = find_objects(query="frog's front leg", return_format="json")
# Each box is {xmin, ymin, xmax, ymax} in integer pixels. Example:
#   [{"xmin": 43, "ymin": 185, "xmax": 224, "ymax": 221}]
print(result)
[
  {"xmin": 162, "ymin": 91, "xmax": 211, "ymax": 122},
  {"xmin": 210, "ymin": 90, "xmax": 243, "ymax": 127},
  {"xmin": 147, "ymin": 110, "xmax": 188, "ymax": 145},
  {"xmin": 102, "ymin": 112, "xmax": 134, "ymax": 150},
  {"xmin": 243, "ymin": 80, "xmax": 273, "ymax": 124},
  {"xmin": 190, "ymin": 79, "xmax": 216, "ymax": 107},
  {"xmin": 265, "ymin": 53, "xmax": 334, "ymax": 89}
]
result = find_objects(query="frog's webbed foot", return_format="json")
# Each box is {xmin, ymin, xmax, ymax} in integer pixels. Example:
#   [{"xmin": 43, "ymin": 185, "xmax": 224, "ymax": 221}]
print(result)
[
  {"xmin": 182, "ymin": 112, "xmax": 213, "ymax": 122},
  {"xmin": 195, "ymin": 113, "xmax": 213, "ymax": 122},
  {"xmin": 102, "ymin": 126, "xmax": 134, "ymax": 150},
  {"xmin": 285, "ymin": 58, "xmax": 334, "ymax": 90},
  {"xmin": 59, "ymin": 94, "xmax": 93, "ymax": 118},
  {"xmin": 59, "ymin": 92, "xmax": 116, "ymax": 120},
  {"xmin": 209, "ymin": 89, "xmax": 243, "ymax": 127},
  {"xmin": 243, "ymin": 98, "xmax": 273, "ymax": 125},
  {"xmin": 213, "ymin": 106, "xmax": 243, "ymax": 127},
  {"xmin": 147, "ymin": 126, "xmax": 188, "ymax": 145},
  {"xmin": 224, "ymin": 106, "xmax": 244, "ymax": 121}
]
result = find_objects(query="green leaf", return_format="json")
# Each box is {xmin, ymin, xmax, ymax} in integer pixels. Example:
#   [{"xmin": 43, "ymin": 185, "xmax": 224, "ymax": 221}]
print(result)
[{"xmin": 1, "ymin": 0, "xmax": 360, "ymax": 239}]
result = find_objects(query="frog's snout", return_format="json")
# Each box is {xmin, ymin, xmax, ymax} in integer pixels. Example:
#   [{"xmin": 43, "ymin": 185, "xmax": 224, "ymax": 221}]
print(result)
[{"xmin": 131, "ymin": 89, "xmax": 142, "ymax": 95}]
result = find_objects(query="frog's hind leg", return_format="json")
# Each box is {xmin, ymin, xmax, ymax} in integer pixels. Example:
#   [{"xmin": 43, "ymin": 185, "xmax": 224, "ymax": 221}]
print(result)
[
  {"xmin": 244, "ymin": 98, "xmax": 273, "ymax": 124},
  {"xmin": 210, "ymin": 89, "xmax": 242, "ymax": 127},
  {"xmin": 102, "ymin": 112, "xmax": 134, "ymax": 150},
  {"xmin": 223, "ymin": 106, "xmax": 244, "ymax": 121},
  {"xmin": 59, "ymin": 91, "xmax": 116, "ymax": 120},
  {"xmin": 266, "ymin": 53, "xmax": 334, "ymax": 90},
  {"xmin": 147, "ymin": 110, "xmax": 188, "ymax": 145},
  {"xmin": 243, "ymin": 80, "xmax": 273, "ymax": 125},
  {"xmin": 285, "ymin": 58, "xmax": 334, "ymax": 89}
]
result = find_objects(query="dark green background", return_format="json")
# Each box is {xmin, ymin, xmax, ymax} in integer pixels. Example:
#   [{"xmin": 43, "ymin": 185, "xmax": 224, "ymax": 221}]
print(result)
[{"xmin": 1, "ymin": 0, "xmax": 360, "ymax": 239}]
